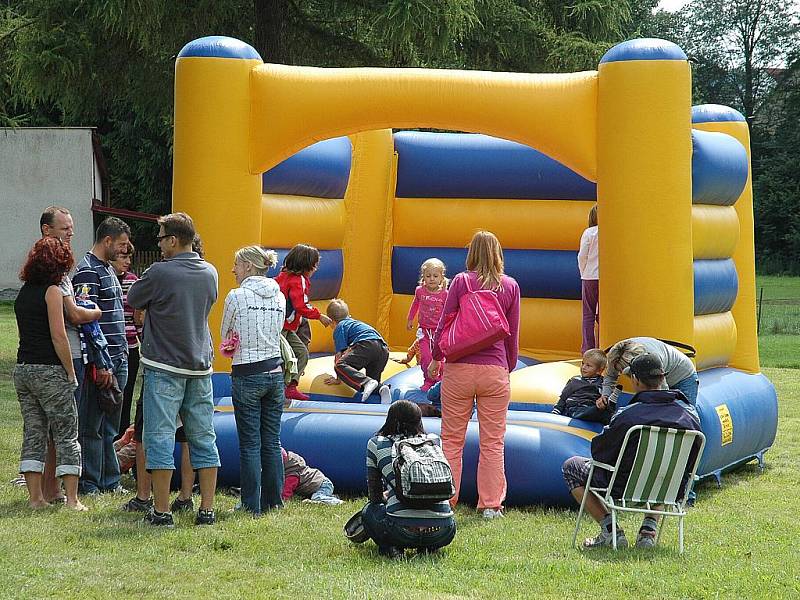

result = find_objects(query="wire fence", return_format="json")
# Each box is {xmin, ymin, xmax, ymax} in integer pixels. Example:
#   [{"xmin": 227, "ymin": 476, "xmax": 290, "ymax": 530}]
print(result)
[
  {"xmin": 757, "ymin": 285, "xmax": 800, "ymax": 335},
  {"xmin": 131, "ymin": 250, "xmax": 160, "ymax": 277}
]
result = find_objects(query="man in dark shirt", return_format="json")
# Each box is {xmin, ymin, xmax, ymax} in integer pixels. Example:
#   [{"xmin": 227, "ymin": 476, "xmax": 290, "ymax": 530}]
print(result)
[
  {"xmin": 562, "ymin": 354, "xmax": 702, "ymax": 549},
  {"xmin": 72, "ymin": 217, "xmax": 131, "ymax": 494}
]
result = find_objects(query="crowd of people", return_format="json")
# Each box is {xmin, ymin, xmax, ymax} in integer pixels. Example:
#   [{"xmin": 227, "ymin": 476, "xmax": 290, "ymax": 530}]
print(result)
[{"xmin": 11, "ymin": 205, "xmax": 703, "ymax": 557}]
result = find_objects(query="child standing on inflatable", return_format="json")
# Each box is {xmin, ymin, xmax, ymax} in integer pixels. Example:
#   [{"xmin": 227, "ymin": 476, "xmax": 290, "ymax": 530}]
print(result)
[
  {"xmin": 275, "ymin": 244, "xmax": 333, "ymax": 401},
  {"xmin": 578, "ymin": 204, "xmax": 599, "ymax": 353},
  {"xmin": 406, "ymin": 258, "xmax": 449, "ymax": 391}
]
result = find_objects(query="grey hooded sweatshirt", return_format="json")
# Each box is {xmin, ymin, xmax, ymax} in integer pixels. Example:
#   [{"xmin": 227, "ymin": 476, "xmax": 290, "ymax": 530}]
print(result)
[
  {"xmin": 128, "ymin": 252, "xmax": 218, "ymax": 377},
  {"xmin": 220, "ymin": 275, "xmax": 286, "ymax": 367}
]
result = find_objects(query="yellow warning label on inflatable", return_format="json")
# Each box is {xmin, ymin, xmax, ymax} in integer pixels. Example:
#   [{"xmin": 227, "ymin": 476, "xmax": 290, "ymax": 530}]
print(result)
[{"xmin": 715, "ymin": 404, "xmax": 733, "ymax": 446}]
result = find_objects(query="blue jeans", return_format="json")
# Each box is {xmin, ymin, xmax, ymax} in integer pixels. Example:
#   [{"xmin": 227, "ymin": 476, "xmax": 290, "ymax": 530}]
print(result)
[
  {"xmin": 78, "ymin": 354, "xmax": 128, "ymax": 493},
  {"xmin": 361, "ymin": 502, "xmax": 456, "ymax": 553},
  {"xmin": 232, "ymin": 371, "xmax": 285, "ymax": 514},
  {"xmin": 142, "ymin": 368, "xmax": 220, "ymax": 471},
  {"xmin": 673, "ymin": 374, "xmax": 699, "ymax": 406}
]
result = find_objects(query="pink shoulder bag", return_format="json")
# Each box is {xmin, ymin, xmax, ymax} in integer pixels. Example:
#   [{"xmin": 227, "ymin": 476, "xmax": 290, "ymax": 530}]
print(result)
[{"xmin": 438, "ymin": 275, "xmax": 510, "ymax": 361}]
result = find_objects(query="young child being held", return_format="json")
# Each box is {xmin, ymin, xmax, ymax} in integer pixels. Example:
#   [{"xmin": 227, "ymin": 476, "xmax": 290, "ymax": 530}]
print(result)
[
  {"xmin": 324, "ymin": 298, "xmax": 391, "ymax": 403},
  {"xmin": 551, "ymin": 349, "xmax": 612, "ymax": 424},
  {"xmin": 282, "ymin": 448, "xmax": 343, "ymax": 505},
  {"xmin": 406, "ymin": 258, "xmax": 449, "ymax": 391},
  {"xmin": 275, "ymin": 244, "xmax": 333, "ymax": 401}
]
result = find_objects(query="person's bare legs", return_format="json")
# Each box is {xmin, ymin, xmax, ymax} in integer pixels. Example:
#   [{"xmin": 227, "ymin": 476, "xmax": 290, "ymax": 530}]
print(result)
[
  {"xmin": 571, "ymin": 486, "xmax": 609, "ymax": 523},
  {"xmin": 135, "ymin": 442, "xmax": 151, "ymax": 501},
  {"xmin": 23, "ymin": 472, "xmax": 50, "ymax": 509},
  {"xmin": 176, "ymin": 443, "xmax": 194, "ymax": 501},
  {"xmin": 151, "ymin": 470, "xmax": 172, "ymax": 514},
  {"xmin": 62, "ymin": 475, "xmax": 87, "ymax": 511},
  {"xmin": 41, "ymin": 440, "xmax": 63, "ymax": 502},
  {"xmin": 197, "ymin": 467, "xmax": 217, "ymax": 511}
]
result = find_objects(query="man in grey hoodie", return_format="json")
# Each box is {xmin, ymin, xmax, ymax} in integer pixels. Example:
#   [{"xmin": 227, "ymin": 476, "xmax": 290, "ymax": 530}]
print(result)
[{"xmin": 127, "ymin": 212, "xmax": 219, "ymax": 528}]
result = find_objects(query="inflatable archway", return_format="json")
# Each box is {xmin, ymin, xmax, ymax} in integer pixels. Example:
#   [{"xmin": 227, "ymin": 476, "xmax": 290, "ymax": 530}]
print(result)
[{"xmin": 172, "ymin": 36, "xmax": 777, "ymax": 506}]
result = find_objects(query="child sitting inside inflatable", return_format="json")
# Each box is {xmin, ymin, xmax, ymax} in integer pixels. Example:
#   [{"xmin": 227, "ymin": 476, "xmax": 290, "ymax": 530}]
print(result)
[{"xmin": 551, "ymin": 349, "xmax": 612, "ymax": 424}]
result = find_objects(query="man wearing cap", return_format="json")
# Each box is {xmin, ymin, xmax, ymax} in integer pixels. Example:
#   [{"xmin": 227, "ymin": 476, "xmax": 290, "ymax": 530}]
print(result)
[{"xmin": 562, "ymin": 353, "xmax": 702, "ymax": 550}]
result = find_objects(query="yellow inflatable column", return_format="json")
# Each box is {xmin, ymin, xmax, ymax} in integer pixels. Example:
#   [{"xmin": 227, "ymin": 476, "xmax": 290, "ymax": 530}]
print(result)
[
  {"xmin": 338, "ymin": 130, "xmax": 395, "ymax": 332},
  {"xmin": 597, "ymin": 40, "xmax": 694, "ymax": 348},
  {"xmin": 693, "ymin": 105, "xmax": 759, "ymax": 373},
  {"xmin": 173, "ymin": 37, "xmax": 263, "ymax": 372}
]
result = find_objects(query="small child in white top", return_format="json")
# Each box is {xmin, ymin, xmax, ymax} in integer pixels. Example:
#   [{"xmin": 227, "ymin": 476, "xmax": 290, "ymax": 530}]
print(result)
[
  {"xmin": 578, "ymin": 204, "xmax": 599, "ymax": 353},
  {"xmin": 406, "ymin": 258, "xmax": 448, "ymax": 391}
]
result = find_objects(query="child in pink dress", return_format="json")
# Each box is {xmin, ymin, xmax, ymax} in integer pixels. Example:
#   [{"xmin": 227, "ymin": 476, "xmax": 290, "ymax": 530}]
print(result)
[{"xmin": 406, "ymin": 258, "xmax": 449, "ymax": 391}]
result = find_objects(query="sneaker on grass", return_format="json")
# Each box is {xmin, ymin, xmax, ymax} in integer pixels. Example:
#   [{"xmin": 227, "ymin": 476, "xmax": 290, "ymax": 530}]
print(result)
[
  {"xmin": 583, "ymin": 529, "xmax": 628, "ymax": 549},
  {"xmin": 171, "ymin": 496, "xmax": 194, "ymax": 512},
  {"xmin": 636, "ymin": 529, "xmax": 657, "ymax": 549},
  {"xmin": 121, "ymin": 496, "xmax": 153, "ymax": 512},
  {"xmin": 142, "ymin": 509, "xmax": 175, "ymax": 529},
  {"xmin": 195, "ymin": 508, "xmax": 216, "ymax": 525}
]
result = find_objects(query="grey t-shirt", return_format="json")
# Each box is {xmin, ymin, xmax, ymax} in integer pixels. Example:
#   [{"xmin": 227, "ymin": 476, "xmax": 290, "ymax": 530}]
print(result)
[{"xmin": 58, "ymin": 274, "xmax": 82, "ymax": 360}]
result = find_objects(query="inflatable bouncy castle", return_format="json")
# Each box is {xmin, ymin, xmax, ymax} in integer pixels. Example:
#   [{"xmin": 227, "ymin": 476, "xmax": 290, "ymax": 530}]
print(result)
[{"xmin": 171, "ymin": 36, "xmax": 778, "ymax": 506}]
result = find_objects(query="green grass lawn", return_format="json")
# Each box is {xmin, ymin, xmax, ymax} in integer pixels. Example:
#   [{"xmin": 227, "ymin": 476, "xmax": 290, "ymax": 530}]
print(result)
[{"xmin": 0, "ymin": 294, "xmax": 798, "ymax": 598}]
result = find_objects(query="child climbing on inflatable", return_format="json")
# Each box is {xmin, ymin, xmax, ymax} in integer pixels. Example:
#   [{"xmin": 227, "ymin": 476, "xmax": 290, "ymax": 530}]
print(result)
[
  {"xmin": 324, "ymin": 298, "xmax": 391, "ymax": 403},
  {"xmin": 275, "ymin": 244, "xmax": 333, "ymax": 401},
  {"xmin": 406, "ymin": 258, "xmax": 449, "ymax": 391},
  {"xmin": 551, "ymin": 348, "xmax": 611, "ymax": 424}
]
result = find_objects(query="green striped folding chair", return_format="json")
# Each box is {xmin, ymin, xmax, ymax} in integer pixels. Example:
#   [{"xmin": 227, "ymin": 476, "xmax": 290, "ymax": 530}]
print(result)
[{"xmin": 572, "ymin": 425, "xmax": 706, "ymax": 553}]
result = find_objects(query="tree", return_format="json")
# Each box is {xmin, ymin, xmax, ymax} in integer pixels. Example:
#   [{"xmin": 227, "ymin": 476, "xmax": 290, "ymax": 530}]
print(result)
[{"xmin": 670, "ymin": 0, "xmax": 800, "ymax": 128}]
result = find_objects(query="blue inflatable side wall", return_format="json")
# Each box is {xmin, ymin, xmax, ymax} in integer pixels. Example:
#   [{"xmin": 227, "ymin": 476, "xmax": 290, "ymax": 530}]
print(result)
[
  {"xmin": 206, "ymin": 367, "xmax": 776, "ymax": 506},
  {"xmin": 394, "ymin": 131, "xmax": 597, "ymax": 200},
  {"xmin": 262, "ymin": 136, "xmax": 352, "ymax": 198},
  {"xmin": 392, "ymin": 246, "xmax": 581, "ymax": 299}
]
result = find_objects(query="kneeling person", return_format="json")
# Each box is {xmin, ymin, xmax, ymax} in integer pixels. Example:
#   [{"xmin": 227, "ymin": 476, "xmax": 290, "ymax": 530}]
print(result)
[{"xmin": 562, "ymin": 354, "xmax": 702, "ymax": 549}]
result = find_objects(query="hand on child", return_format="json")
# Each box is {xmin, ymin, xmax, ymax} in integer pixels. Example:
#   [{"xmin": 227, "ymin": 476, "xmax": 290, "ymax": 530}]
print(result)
[
  {"xmin": 324, "ymin": 375, "xmax": 340, "ymax": 386},
  {"xmin": 406, "ymin": 320, "xmax": 414, "ymax": 331},
  {"xmin": 427, "ymin": 360, "xmax": 440, "ymax": 380},
  {"xmin": 320, "ymin": 315, "xmax": 333, "ymax": 327},
  {"xmin": 596, "ymin": 395, "xmax": 609, "ymax": 410}
]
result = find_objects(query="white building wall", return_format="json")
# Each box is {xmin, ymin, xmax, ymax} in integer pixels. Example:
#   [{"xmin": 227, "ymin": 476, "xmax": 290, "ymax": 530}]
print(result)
[{"xmin": 0, "ymin": 128, "xmax": 97, "ymax": 297}]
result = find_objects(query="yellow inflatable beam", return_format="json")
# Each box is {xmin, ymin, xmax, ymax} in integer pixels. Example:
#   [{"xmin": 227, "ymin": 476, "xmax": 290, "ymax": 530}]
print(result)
[{"xmin": 250, "ymin": 65, "xmax": 598, "ymax": 181}]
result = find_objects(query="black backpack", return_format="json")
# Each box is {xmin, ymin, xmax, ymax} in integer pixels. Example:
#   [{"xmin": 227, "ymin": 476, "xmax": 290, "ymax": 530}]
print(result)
[{"xmin": 392, "ymin": 436, "xmax": 455, "ymax": 508}]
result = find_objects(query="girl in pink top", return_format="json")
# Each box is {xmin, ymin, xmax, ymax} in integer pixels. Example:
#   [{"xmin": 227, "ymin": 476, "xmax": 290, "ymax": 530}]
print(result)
[
  {"xmin": 406, "ymin": 258, "xmax": 449, "ymax": 391},
  {"xmin": 429, "ymin": 231, "xmax": 520, "ymax": 518}
]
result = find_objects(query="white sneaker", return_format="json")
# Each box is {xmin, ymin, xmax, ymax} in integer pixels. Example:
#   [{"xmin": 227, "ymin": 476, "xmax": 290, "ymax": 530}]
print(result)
[
  {"xmin": 361, "ymin": 379, "xmax": 379, "ymax": 402},
  {"xmin": 482, "ymin": 508, "xmax": 504, "ymax": 519},
  {"xmin": 378, "ymin": 385, "xmax": 391, "ymax": 405}
]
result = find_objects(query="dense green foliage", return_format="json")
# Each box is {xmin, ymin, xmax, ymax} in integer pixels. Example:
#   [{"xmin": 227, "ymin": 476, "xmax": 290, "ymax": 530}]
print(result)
[{"xmin": 0, "ymin": 0, "xmax": 798, "ymax": 267}]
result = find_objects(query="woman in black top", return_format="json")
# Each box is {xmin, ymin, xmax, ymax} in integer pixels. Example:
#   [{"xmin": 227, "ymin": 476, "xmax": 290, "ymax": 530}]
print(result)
[{"xmin": 13, "ymin": 237, "xmax": 86, "ymax": 511}]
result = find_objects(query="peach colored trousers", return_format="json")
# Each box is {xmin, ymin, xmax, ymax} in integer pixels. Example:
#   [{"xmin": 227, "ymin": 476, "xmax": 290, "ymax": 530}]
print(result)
[{"xmin": 440, "ymin": 362, "xmax": 510, "ymax": 510}]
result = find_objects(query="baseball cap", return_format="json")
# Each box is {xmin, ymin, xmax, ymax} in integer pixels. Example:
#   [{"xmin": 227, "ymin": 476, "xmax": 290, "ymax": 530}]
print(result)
[{"xmin": 629, "ymin": 353, "xmax": 665, "ymax": 379}]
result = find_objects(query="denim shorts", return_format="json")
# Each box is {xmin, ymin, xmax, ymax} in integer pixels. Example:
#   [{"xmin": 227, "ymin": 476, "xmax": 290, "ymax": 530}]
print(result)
[{"xmin": 142, "ymin": 368, "xmax": 220, "ymax": 471}]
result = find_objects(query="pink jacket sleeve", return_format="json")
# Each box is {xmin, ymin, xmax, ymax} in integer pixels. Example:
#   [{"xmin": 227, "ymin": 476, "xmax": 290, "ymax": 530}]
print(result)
[
  {"xmin": 407, "ymin": 287, "xmax": 421, "ymax": 322},
  {"xmin": 504, "ymin": 277, "xmax": 521, "ymax": 371}
]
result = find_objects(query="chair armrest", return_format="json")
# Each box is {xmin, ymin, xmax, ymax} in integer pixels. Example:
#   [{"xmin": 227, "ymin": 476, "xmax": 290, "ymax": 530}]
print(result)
[{"xmin": 591, "ymin": 460, "xmax": 615, "ymax": 473}]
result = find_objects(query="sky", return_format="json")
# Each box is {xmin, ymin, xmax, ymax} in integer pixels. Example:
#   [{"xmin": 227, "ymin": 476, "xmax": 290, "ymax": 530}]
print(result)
[{"xmin": 657, "ymin": 0, "xmax": 687, "ymax": 11}]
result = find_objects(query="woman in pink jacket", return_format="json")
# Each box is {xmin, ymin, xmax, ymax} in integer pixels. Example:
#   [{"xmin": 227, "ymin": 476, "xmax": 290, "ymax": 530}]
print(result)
[{"xmin": 429, "ymin": 231, "xmax": 520, "ymax": 519}]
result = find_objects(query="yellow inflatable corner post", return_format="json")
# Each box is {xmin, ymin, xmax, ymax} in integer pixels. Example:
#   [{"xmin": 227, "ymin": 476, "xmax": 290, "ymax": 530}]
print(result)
[
  {"xmin": 692, "ymin": 105, "xmax": 759, "ymax": 373},
  {"xmin": 173, "ymin": 37, "xmax": 264, "ymax": 372},
  {"xmin": 597, "ymin": 39, "xmax": 694, "ymax": 350}
]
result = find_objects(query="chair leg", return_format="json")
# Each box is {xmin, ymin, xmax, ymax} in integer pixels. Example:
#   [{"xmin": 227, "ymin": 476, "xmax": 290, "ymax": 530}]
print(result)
[
  {"xmin": 611, "ymin": 509, "xmax": 618, "ymax": 550},
  {"xmin": 572, "ymin": 490, "xmax": 589, "ymax": 549},
  {"xmin": 656, "ymin": 516, "xmax": 666, "ymax": 546},
  {"xmin": 679, "ymin": 515, "xmax": 684, "ymax": 554}
]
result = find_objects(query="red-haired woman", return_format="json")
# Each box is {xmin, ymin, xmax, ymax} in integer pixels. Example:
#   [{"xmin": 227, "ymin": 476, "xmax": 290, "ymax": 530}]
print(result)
[{"xmin": 13, "ymin": 237, "xmax": 86, "ymax": 511}]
